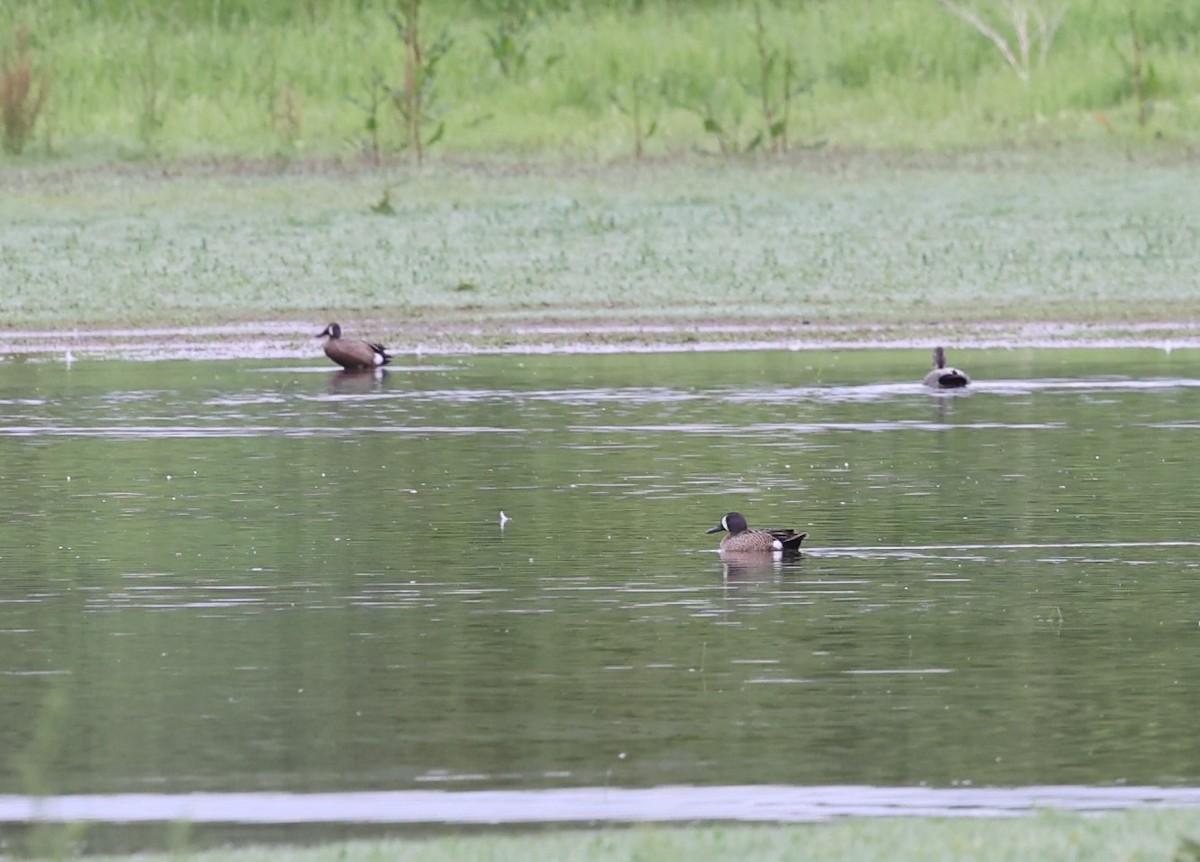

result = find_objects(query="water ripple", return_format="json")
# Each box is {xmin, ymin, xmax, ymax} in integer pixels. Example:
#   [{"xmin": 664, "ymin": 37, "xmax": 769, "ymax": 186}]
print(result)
[
  {"xmin": 0, "ymin": 425, "xmax": 525, "ymax": 438},
  {"xmin": 1, "ymin": 785, "xmax": 1199, "ymax": 825}
]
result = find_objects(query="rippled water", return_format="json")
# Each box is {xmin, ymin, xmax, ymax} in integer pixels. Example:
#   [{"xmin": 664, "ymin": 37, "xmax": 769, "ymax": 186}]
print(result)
[{"xmin": 1, "ymin": 348, "xmax": 1199, "ymax": 837}]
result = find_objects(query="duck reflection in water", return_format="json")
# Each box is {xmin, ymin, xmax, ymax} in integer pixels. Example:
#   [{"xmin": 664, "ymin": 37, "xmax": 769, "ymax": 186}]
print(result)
[
  {"xmin": 328, "ymin": 367, "xmax": 388, "ymax": 394},
  {"xmin": 719, "ymin": 551, "xmax": 804, "ymax": 583}
]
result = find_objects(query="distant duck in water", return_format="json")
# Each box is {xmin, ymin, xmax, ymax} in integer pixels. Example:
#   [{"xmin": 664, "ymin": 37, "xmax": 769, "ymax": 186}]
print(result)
[
  {"xmin": 706, "ymin": 512, "xmax": 807, "ymax": 554},
  {"xmin": 923, "ymin": 346, "xmax": 970, "ymax": 389},
  {"xmin": 317, "ymin": 322, "xmax": 392, "ymax": 371}
]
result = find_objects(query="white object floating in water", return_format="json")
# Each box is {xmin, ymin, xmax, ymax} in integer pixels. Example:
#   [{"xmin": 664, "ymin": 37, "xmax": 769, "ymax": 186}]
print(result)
[
  {"xmin": 64, "ymin": 350, "xmax": 75, "ymax": 366},
  {"xmin": 499, "ymin": 511, "xmax": 511, "ymax": 528}
]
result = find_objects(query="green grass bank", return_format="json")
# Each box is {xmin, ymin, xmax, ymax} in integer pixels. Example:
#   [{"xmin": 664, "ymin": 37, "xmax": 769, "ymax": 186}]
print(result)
[
  {"xmin": 2, "ymin": 152, "xmax": 1199, "ymax": 353},
  {"xmin": 30, "ymin": 809, "xmax": 1200, "ymax": 862},
  {"xmin": 1, "ymin": 0, "xmax": 1199, "ymax": 162}
]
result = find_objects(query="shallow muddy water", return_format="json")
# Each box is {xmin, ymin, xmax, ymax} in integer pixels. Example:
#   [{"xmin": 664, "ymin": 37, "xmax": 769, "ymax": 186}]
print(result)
[{"xmin": 1, "ymin": 348, "xmax": 1199, "ymax": 834}]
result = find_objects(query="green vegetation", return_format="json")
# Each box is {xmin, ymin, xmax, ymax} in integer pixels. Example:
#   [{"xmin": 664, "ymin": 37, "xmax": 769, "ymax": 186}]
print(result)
[
  {"xmin": 0, "ymin": 0, "xmax": 1198, "ymax": 162},
  {"xmin": 0, "ymin": 1, "xmax": 1195, "ymax": 340},
  {"xmin": 47, "ymin": 810, "xmax": 1200, "ymax": 862},
  {"xmin": 0, "ymin": 24, "xmax": 50, "ymax": 154},
  {"xmin": 0, "ymin": 155, "xmax": 1197, "ymax": 338}
]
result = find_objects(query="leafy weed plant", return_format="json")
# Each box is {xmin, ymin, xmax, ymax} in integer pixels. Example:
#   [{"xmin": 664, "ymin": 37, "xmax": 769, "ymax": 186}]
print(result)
[
  {"xmin": 347, "ymin": 72, "xmax": 388, "ymax": 165},
  {"xmin": 609, "ymin": 68, "xmax": 659, "ymax": 159},
  {"xmin": 749, "ymin": 2, "xmax": 808, "ymax": 154},
  {"xmin": 387, "ymin": 0, "xmax": 451, "ymax": 164},
  {"xmin": 486, "ymin": 0, "xmax": 536, "ymax": 79}
]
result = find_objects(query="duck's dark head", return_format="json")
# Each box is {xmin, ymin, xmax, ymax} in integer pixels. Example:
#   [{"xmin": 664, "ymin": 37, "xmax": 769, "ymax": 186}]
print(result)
[
  {"xmin": 706, "ymin": 512, "xmax": 748, "ymax": 535},
  {"xmin": 317, "ymin": 322, "xmax": 342, "ymax": 339},
  {"xmin": 933, "ymin": 346, "xmax": 946, "ymax": 369}
]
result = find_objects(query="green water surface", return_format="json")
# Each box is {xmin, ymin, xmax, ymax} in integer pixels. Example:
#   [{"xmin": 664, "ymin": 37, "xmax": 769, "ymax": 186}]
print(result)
[{"xmin": 1, "ymin": 348, "xmax": 1198, "ymax": 797}]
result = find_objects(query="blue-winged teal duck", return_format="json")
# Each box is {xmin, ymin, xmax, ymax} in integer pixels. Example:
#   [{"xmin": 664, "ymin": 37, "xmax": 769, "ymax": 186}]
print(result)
[
  {"xmin": 923, "ymin": 346, "xmax": 970, "ymax": 389},
  {"xmin": 706, "ymin": 512, "xmax": 807, "ymax": 553},
  {"xmin": 317, "ymin": 322, "xmax": 392, "ymax": 371}
]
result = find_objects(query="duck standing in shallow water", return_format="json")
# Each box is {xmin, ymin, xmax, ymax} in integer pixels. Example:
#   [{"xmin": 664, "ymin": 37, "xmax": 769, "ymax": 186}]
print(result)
[
  {"xmin": 706, "ymin": 512, "xmax": 807, "ymax": 553},
  {"xmin": 317, "ymin": 322, "xmax": 392, "ymax": 371},
  {"xmin": 923, "ymin": 346, "xmax": 970, "ymax": 389}
]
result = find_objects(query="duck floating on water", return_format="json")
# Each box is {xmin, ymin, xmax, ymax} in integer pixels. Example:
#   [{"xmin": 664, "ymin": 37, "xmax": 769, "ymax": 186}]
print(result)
[
  {"xmin": 922, "ymin": 346, "xmax": 970, "ymax": 389},
  {"xmin": 706, "ymin": 512, "xmax": 807, "ymax": 553}
]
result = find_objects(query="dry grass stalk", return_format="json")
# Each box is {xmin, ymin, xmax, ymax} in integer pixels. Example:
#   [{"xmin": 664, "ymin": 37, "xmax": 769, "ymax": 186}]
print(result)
[
  {"xmin": 1, "ymin": 26, "xmax": 51, "ymax": 155},
  {"xmin": 936, "ymin": 0, "xmax": 1069, "ymax": 83}
]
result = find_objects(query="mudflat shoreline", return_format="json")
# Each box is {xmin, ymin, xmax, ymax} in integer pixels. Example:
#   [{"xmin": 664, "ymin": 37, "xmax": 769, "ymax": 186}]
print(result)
[{"xmin": 4, "ymin": 319, "xmax": 1199, "ymax": 362}]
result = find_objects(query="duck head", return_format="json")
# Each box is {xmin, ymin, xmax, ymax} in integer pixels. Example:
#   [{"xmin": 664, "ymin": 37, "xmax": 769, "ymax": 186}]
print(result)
[{"xmin": 706, "ymin": 512, "xmax": 749, "ymax": 536}]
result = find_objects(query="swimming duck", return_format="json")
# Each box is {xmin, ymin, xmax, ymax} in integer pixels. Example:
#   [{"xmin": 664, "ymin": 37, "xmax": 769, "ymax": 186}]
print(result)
[
  {"xmin": 317, "ymin": 322, "xmax": 392, "ymax": 370},
  {"xmin": 706, "ymin": 512, "xmax": 807, "ymax": 553},
  {"xmin": 922, "ymin": 346, "xmax": 970, "ymax": 389}
]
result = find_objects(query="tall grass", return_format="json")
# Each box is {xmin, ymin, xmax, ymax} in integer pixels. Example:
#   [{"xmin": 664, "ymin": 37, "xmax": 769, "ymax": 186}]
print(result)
[{"xmin": 1, "ymin": 0, "xmax": 1198, "ymax": 162}]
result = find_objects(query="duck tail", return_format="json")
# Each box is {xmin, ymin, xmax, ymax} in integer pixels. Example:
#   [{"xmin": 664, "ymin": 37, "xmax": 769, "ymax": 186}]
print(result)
[
  {"xmin": 780, "ymin": 532, "xmax": 808, "ymax": 551},
  {"xmin": 368, "ymin": 342, "xmax": 393, "ymax": 366}
]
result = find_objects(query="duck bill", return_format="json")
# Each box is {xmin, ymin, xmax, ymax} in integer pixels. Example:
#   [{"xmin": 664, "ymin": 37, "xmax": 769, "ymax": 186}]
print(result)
[{"xmin": 705, "ymin": 524, "xmax": 726, "ymax": 534}]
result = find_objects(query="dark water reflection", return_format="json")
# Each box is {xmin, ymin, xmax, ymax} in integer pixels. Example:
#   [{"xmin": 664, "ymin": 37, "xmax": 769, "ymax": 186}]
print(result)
[{"xmin": 1, "ymin": 348, "xmax": 1200, "ymax": 823}]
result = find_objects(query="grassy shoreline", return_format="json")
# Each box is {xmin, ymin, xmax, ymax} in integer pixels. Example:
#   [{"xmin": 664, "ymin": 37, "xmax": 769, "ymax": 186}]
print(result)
[
  {"xmin": 6, "ymin": 319, "xmax": 1200, "ymax": 362},
  {"xmin": 28, "ymin": 808, "xmax": 1200, "ymax": 862},
  {"xmin": 2, "ymin": 150, "xmax": 1199, "ymax": 355}
]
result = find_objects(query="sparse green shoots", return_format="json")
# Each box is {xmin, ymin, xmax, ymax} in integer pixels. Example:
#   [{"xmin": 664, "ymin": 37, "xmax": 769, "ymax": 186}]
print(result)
[
  {"xmin": 1119, "ymin": 8, "xmax": 1158, "ymax": 127},
  {"xmin": 14, "ymin": 683, "xmax": 87, "ymax": 859},
  {"xmin": 347, "ymin": 73, "xmax": 388, "ymax": 165},
  {"xmin": 610, "ymin": 70, "xmax": 659, "ymax": 159},
  {"xmin": 673, "ymin": 5, "xmax": 809, "ymax": 157},
  {"xmin": 370, "ymin": 186, "xmax": 396, "ymax": 214},
  {"xmin": 137, "ymin": 28, "xmax": 167, "ymax": 154},
  {"xmin": 671, "ymin": 71, "xmax": 757, "ymax": 156},
  {"xmin": 271, "ymin": 84, "xmax": 304, "ymax": 153},
  {"xmin": 486, "ymin": 0, "xmax": 536, "ymax": 79},
  {"xmin": 1176, "ymin": 835, "xmax": 1200, "ymax": 862},
  {"xmin": 695, "ymin": 97, "xmax": 754, "ymax": 155}
]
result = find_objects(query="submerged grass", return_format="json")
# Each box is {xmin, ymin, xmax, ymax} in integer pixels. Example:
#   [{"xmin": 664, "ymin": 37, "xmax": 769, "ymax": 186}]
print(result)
[
  {"xmin": 60, "ymin": 809, "xmax": 1200, "ymax": 862},
  {"xmin": 0, "ymin": 0, "xmax": 1199, "ymax": 161},
  {"xmin": 0, "ymin": 153, "xmax": 1198, "ymax": 343}
]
